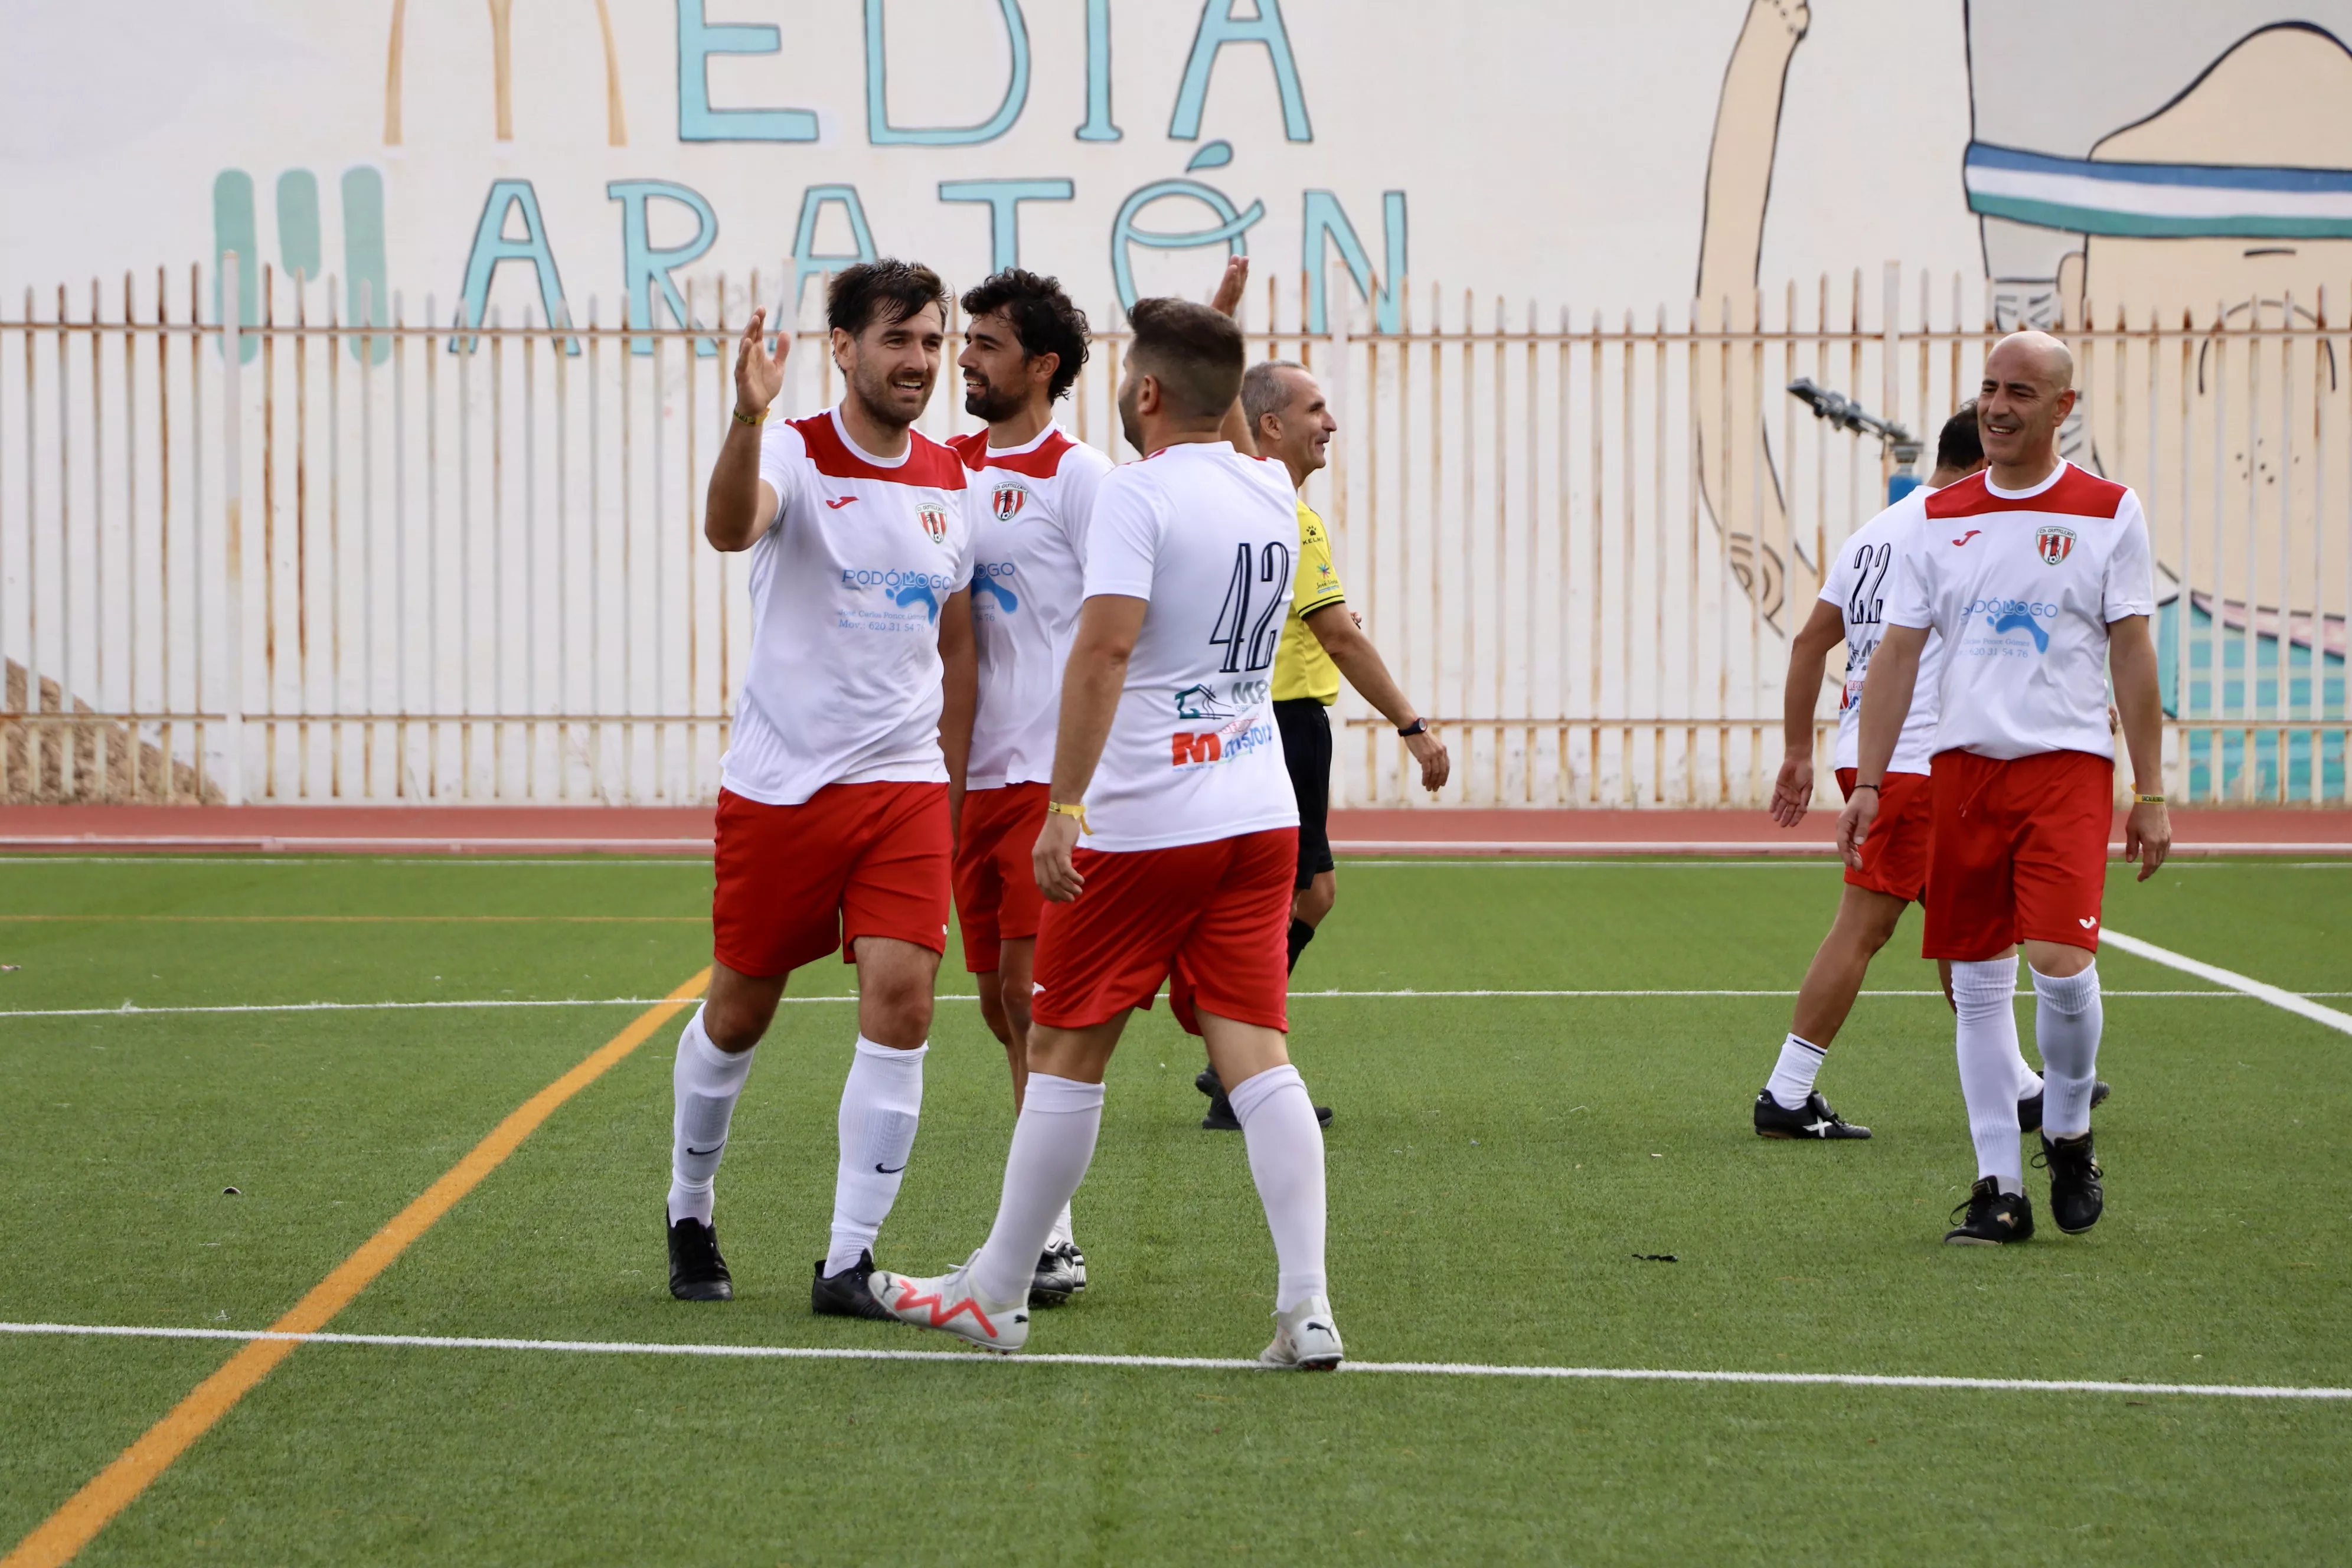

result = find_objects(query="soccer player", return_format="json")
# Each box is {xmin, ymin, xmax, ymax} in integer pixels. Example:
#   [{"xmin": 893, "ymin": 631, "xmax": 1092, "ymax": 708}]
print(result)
[
  {"xmin": 945, "ymin": 269, "xmax": 1115, "ymax": 1305},
  {"xmin": 1193, "ymin": 358, "xmax": 1449, "ymax": 1132},
  {"xmin": 872, "ymin": 297, "xmax": 1343, "ymax": 1368},
  {"xmin": 665, "ymin": 260, "xmax": 978, "ymax": 1312},
  {"xmin": 1753, "ymin": 404, "xmax": 1987, "ymax": 1139},
  {"xmin": 1838, "ymin": 331, "xmax": 2170, "ymax": 1245}
]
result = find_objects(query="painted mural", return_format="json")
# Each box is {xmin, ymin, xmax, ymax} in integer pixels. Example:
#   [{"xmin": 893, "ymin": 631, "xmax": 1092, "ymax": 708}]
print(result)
[
  {"xmin": 1684, "ymin": 0, "xmax": 2348, "ymax": 791},
  {"xmin": 0, "ymin": 2, "xmax": 2344, "ymax": 796}
]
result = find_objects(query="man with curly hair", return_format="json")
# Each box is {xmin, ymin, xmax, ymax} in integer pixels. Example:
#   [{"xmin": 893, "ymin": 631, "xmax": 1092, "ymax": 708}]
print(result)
[{"xmin": 945, "ymin": 269, "xmax": 1115, "ymax": 1307}]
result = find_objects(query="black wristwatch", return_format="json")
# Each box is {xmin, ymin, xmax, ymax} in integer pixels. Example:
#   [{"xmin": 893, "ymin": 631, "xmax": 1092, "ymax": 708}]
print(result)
[{"xmin": 1396, "ymin": 718, "xmax": 1428, "ymax": 737}]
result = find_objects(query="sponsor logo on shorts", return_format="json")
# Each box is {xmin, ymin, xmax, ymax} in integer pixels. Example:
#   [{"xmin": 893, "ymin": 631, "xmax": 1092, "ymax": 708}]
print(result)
[
  {"xmin": 2037, "ymin": 525, "xmax": 2076, "ymax": 565},
  {"xmin": 2079, "ymin": 915, "xmax": 2098, "ymax": 929}
]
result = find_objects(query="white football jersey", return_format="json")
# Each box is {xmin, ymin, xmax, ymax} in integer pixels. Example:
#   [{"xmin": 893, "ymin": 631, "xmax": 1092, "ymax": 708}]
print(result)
[
  {"xmin": 949, "ymin": 424, "xmax": 1115, "ymax": 791},
  {"xmin": 1819, "ymin": 485, "xmax": 1945, "ymax": 775},
  {"xmin": 1077, "ymin": 442, "xmax": 1303, "ymax": 852},
  {"xmin": 1887, "ymin": 461, "xmax": 2155, "ymax": 763},
  {"xmin": 724, "ymin": 409, "xmax": 976, "ymax": 807}
]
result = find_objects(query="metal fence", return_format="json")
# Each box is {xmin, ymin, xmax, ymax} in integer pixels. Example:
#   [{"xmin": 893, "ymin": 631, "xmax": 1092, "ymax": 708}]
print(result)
[{"xmin": 1, "ymin": 262, "xmax": 2345, "ymax": 808}]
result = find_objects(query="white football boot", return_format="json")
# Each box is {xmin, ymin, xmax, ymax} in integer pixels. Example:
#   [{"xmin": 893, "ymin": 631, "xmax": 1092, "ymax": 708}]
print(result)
[
  {"xmin": 872, "ymin": 1253, "xmax": 1030, "ymax": 1352},
  {"xmin": 1259, "ymin": 1293, "xmax": 1344, "ymax": 1370}
]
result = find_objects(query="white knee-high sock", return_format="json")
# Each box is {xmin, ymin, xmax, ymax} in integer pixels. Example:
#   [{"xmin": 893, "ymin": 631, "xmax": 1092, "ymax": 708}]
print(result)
[
  {"xmin": 826, "ymin": 1036, "xmax": 926, "ymax": 1276},
  {"xmin": 1765, "ymin": 1032, "xmax": 1827, "ymax": 1109},
  {"xmin": 1047, "ymin": 1201, "xmax": 1076, "ymax": 1250},
  {"xmin": 971, "ymin": 1075, "xmax": 1104, "ymax": 1304},
  {"xmin": 2014, "ymin": 1053, "xmax": 2045, "ymax": 1100},
  {"xmin": 2033, "ymin": 962, "xmax": 2103, "ymax": 1138},
  {"xmin": 1229, "ymin": 1064, "xmax": 1328, "ymax": 1311},
  {"xmin": 668, "ymin": 1006, "xmax": 755, "ymax": 1226},
  {"xmin": 1950, "ymin": 956, "xmax": 2026, "ymax": 1193}
]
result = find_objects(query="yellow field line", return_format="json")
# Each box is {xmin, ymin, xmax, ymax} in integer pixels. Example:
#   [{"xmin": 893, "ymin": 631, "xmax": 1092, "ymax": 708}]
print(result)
[
  {"xmin": 1, "ymin": 967, "xmax": 711, "ymax": 1568},
  {"xmin": 0, "ymin": 914, "xmax": 703, "ymax": 923}
]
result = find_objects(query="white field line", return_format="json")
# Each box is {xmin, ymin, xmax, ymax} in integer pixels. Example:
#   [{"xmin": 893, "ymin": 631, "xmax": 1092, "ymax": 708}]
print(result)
[
  {"xmin": 1331, "ymin": 841, "xmax": 2352, "ymax": 857},
  {"xmin": 4, "ymin": 842, "xmax": 2348, "ymax": 860},
  {"xmin": 1338, "ymin": 859, "xmax": 2240, "ymax": 869},
  {"xmin": 0, "ymin": 1321, "xmax": 2340, "ymax": 1402},
  {"xmin": 4, "ymin": 856, "xmax": 2346, "ymax": 869},
  {"xmin": 2102, "ymin": 929, "xmax": 2352, "ymax": 1037},
  {"xmin": 6, "ymin": 989, "xmax": 2347, "ymax": 1023}
]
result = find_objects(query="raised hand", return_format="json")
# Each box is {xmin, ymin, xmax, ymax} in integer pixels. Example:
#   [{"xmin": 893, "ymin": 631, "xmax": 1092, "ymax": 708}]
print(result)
[
  {"xmin": 1208, "ymin": 255, "xmax": 1250, "ymax": 319},
  {"xmin": 734, "ymin": 307, "xmax": 789, "ymax": 419}
]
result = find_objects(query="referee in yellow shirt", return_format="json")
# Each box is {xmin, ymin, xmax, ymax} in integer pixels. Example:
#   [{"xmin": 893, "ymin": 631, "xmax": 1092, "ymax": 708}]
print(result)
[{"xmin": 1197, "ymin": 360, "xmax": 1451, "ymax": 1131}]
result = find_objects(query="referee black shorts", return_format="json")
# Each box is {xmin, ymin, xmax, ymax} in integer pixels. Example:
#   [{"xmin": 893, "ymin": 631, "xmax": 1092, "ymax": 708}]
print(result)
[{"xmin": 1273, "ymin": 697, "xmax": 1335, "ymax": 891}]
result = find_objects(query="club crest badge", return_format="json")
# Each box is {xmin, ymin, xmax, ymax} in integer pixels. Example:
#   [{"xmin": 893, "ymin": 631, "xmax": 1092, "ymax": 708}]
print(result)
[
  {"xmin": 991, "ymin": 482, "xmax": 1028, "ymax": 522},
  {"xmin": 2036, "ymin": 525, "xmax": 2076, "ymax": 565},
  {"xmin": 919, "ymin": 502, "xmax": 950, "ymax": 544}
]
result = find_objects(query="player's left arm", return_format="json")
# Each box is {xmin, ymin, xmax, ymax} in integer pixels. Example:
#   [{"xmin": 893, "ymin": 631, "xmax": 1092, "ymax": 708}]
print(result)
[
  {"xmin": 2105, "ymin": 494, "xmax": 2170, "ymax": 880},
  {"xmin": 937, "ymin": 588, "xmax": 977, "ymax": 838},
  {"xmin": 1304, "ymin": 603, "xmax": 1449, "ymax": 793},
  {"xmin": 1035, "ymin": 595, "xmax": 1146, "ymax": 901},
  {"xmin": 2108, "ymin": 613, "xmax": 2171, "ymax": 880}
]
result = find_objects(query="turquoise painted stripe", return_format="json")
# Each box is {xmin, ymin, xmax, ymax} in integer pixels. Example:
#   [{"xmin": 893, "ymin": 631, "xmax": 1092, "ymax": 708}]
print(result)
[
  {"xmin": 212, "ymin": 170, "xmax": 259, "ymax": 362},
  {"xmin": 1968, "ymin": 191, "xmax": 2352, "ymax": 240},
  {"xmin": 1968, "ymin": 142, "xmax": 2352, "ymax": 195},
  {"xmin": 275, "ymin": 169, "xmax": 321, "ymax": 282},
  {"xmin": 342, "ymin": 167, "xmax": 390, "ymax": 364}
]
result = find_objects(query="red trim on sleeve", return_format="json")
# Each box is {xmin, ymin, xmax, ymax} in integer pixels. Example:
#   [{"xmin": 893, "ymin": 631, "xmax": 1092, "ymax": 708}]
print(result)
[
  {"xmin": 793, "ymin": 414, "xmax": 968, "ymax": 489},
  {"xmin": 1923, "ymin": 466, "xmax": 2125, "ymax": 522}
]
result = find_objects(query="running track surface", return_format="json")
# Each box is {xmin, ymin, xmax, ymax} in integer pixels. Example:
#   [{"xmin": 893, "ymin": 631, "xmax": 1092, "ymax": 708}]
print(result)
[{"xmin": 0, "ymin": 804, "xmax": 2346, "ymax": 856}]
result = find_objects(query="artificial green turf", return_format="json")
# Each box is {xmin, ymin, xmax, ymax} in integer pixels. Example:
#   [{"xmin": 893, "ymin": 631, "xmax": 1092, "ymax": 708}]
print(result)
[{"xmin": 1, "ymin": 855, "xmax": 2346, "ymax": 1564}]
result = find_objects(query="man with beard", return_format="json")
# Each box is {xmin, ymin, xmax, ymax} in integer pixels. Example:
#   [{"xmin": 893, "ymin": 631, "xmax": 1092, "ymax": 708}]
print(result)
[
  {"xmin": 944, "ymin": 269, "xmax": 1115, "ymax": 1306},
  {"xmin": 666, "ymin": 260, "xmax": 978, "ymax": 1315}
]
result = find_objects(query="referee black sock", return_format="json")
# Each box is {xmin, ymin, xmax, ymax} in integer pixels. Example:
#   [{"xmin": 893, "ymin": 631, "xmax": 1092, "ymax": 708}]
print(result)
[{"xmin": 1286, "ymin": 919, "xmax": 1317, "ymax": 974}]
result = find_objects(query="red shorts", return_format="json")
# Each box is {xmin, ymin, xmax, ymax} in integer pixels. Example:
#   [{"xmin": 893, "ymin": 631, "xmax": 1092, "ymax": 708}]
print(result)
[
  {"xmin": 711, "ymin": 782, "xmax": 951, "ymax": 977},
  {"xmin": 1030, "ymin": 828, "xmax": 1297, "ymax": 1035},
  {"xmin": 953, "ymin": 782, "xmax": 1049, "ymax": 974},
  {"xmin": 1923, "ymin": 749, "xmax": 2113, "ymax": 962},
  {"xmin": 1837, "ymin": 767, "xmax": 1932, "ymax": 903}
]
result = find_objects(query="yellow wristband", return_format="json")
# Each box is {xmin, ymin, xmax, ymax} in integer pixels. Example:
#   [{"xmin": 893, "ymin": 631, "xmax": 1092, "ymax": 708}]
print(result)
[
  {"xmin": 1047, "ymin": 800, "xmax": 1090, "ymax": 834},
  {"xmin": 2135, "ymin": 793, "xmax": 2165, "ymax": 805},
  {"xmin": 732, "ymin": 405, "xmax": 767, "ymax": 426}
]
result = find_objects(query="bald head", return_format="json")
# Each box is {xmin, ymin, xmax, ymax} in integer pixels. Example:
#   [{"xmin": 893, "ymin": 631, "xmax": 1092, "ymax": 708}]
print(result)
[
  {"xmin": 1986, "ymin": 331, "xmax": 2074, "ymax": 394},
  {"xmin": 1977, "ymin": 331, "xmax": 2077, "ymax": 485}
]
